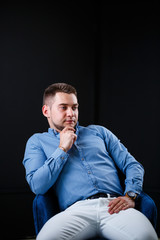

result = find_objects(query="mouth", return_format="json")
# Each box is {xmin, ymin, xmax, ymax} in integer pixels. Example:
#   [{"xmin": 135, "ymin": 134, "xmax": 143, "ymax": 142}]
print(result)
[{"xmin": 65, "ymin": 120, "xmax": 75, "ymax": 124}]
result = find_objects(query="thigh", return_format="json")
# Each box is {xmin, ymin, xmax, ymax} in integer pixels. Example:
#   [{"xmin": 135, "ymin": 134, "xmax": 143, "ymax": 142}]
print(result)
[
  {"xmin": 36, "ymin": 201, "xmax": 97, "ymax": 240},
  {"xmin": 100, "ymin": 208, "xmax": 158, "ymax": 240}
]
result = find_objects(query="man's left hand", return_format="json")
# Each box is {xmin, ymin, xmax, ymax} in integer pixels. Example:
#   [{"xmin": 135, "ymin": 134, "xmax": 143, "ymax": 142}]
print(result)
[{"xmin": 108, "ymin": 196, "xmax": 135, "ymax": 214}]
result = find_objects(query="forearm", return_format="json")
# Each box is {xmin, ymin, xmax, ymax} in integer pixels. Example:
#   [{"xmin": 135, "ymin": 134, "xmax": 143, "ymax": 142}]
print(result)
[
  {"xmin": 124, "ymin": 162, "xmax": 144, "ymax": 194},
  {"xmin": 105, "ymin": 130, "xmax": 144, "ymax": 194},
  {"xmin": 24, "ymin": 146, "xmax": 68, "ymax": 194},
  {"xmin": 112, "ymin": 145, "xmax": 144, "ymax": 194}
]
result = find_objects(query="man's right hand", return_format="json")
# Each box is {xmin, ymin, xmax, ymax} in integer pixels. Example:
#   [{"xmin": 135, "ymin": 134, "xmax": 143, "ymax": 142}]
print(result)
[{"xmin": 59, "ymin": 127, "xmax": 77, "ymax": 152}]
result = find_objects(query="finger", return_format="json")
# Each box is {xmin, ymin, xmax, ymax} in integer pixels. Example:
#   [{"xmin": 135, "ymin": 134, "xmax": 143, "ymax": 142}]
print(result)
[
  {"xmin": 108, "ymin": 198, "xmax": 127, "ymax": 213},
  {"xmin": 109, "ymin": 196, "xmax": 134, "ymax": 214},
  {"xmin": 109, "ymin": 200, "xmax": 129, "ymax": 214},
  {"xmin": 64, "ymin": 126, "xmax": 76, "ymax": 132},
  {"xmin": 109, "ymin": 202, "xmax": 122, "ymax": 214},
  {"xmin": 108, "ymin": 198, "xmax": 120, "ymax": 208},
  {"xmin": 122, "ymin": 202, "xmax": 129, "ymax": 210},
  {"xmin": 108, "ymin": 199, "xmax": 121, "ymax": 213},
  {"xmin": 113, "ymin": 202, "xmax": 127, "ymax": 213},
  {"xmin": 72, "ymin": 134, "xmax": 77, "ymax": 144},
  {"xmin": 74, "ymin": 134, "xmax": 77, "ymax": 140}
]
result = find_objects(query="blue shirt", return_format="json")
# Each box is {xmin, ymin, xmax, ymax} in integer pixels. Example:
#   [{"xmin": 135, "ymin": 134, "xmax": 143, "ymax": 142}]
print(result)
[{"xmin": 23, "ymin": 123, "xmax": 144, "ymax": 211}]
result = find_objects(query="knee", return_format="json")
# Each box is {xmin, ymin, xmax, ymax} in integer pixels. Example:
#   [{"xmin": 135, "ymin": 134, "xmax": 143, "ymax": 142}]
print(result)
[{"xmin": 133, "ymin": 228, "xmax": 158, "ymax": 240}]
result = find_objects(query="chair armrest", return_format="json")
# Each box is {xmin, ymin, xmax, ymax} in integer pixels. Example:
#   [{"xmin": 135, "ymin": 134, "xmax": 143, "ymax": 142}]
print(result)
[
  {"xmin": 135, "ymin": 191, "xmax": 157, "ymax": 229},
  {"xmin": 33, "ymin": 191, "xmax": 60, "ymax": 235}
]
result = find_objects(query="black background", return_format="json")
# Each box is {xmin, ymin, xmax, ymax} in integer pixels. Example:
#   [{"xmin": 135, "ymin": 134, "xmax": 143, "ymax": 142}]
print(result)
[{"xmin": 0, "ymin": 2, "xmax": 159, "ymax": 238}]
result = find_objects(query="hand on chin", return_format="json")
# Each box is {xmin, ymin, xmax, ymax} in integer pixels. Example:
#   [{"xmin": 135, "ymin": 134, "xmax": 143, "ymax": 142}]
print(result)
[{"xmin": 64, "ymin": 121, "xmax": 76, "ymax": 128}]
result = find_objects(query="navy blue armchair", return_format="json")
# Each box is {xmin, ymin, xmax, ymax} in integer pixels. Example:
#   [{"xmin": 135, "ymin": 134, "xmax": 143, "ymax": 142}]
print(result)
[{"xmin": 33, "ymin": 190, "xmax": 157, "ymax": 239}]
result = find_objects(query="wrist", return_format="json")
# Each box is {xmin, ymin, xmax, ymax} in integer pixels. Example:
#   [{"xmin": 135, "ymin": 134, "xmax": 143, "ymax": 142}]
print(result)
[
  {"xmin": 59, "ymin": 145, "xmax": 67, "ymax": 152},
  {"xmin": 125, "ymin": 191, "xmax": 138, "ymax": 201}
]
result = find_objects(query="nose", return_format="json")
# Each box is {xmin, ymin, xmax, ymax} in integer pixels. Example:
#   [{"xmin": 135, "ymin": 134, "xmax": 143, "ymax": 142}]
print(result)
[{"xmin": 67, "ymin": 107, "xmax": 74, "ymax": 117}]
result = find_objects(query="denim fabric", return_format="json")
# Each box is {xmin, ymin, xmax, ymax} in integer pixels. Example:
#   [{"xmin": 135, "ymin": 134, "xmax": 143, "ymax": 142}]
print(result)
[{"xmin": 24, "ymin": 124, "xmax": 144, "ymax": 211}]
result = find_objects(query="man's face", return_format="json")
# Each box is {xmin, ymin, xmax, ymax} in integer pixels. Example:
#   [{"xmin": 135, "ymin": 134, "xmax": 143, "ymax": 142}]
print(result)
[{"xmin": 43, "ymin": 92, "xmax": 79, "ymax": 132}]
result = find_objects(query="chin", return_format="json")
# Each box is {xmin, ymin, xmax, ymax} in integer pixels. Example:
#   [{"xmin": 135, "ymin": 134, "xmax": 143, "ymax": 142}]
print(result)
[{"xmin": 65, "ymin": 123, "xmax": 76, "ymax": 128}]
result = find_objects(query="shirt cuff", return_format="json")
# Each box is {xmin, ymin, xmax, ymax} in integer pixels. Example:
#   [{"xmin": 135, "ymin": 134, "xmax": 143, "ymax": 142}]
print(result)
[{"xmin": 46, "ymin": 147, "xmax": 69, "ymax": 166}]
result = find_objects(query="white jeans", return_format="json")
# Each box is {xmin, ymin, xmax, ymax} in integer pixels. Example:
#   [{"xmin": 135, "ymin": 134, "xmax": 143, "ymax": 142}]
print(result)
[{"xmin": 37, "ymin": 197, "xmax": 158, "ymax": 240}]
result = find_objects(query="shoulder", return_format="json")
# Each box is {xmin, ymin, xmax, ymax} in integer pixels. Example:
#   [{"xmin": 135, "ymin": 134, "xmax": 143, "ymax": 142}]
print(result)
[
  {"xmin": 79, "ymin": 124, "xmax": 112, "ymax": 138},
  {"xmin": 26, "ymin": 131, "xmax": 50, "ymax": 146},
  {"xmin": 87, "ymin": 124, "xmax": 112, "ymax": 135},
  {"xmin": 80, "ymin": 124, "xmax": 119, "ymax": 144}
]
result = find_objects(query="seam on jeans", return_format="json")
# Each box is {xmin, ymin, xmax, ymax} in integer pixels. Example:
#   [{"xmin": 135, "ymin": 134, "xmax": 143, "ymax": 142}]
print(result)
[{"xmin": 96, "ymin": 198, "xmax": 100, "ymax": 234}]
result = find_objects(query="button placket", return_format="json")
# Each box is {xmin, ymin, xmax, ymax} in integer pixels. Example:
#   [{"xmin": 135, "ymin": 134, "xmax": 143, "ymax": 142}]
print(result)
[{"xmin": 74, "ymin": 143, "xmax": 98, "ymax": 190}]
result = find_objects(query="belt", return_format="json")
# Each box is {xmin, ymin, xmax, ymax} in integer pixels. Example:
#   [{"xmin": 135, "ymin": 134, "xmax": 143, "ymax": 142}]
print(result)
[{"xmin": 87, "ymin": 192, "xmax": 117, "ymax": 200}]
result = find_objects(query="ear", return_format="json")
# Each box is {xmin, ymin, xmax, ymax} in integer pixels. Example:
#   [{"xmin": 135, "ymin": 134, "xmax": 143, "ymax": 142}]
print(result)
[{"xmin": 42, "ymin": 105, "xmax": 50, "ymax": 118}]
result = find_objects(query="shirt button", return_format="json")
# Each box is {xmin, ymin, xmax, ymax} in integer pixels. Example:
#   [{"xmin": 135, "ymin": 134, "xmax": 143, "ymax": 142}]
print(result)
[
  {"xmin": 88, "ymin": 171, "xmax": 91, "ymax": 174},
  {"xmin": 82, "ymin": 158, "xmax": 84, "ymax": 161},
  {"xmin": 61, "ymin": 157, "xmax": 64, "ymax": 160}
]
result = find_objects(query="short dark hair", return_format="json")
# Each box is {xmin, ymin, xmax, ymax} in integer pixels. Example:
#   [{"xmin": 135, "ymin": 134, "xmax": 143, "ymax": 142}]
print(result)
[{"xmin": 43, "ymin": 83, "xmax": 77, "ymax": 105}]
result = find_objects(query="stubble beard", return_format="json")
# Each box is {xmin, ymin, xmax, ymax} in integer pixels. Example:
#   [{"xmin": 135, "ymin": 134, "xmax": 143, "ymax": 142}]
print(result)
[
  {"xmin": 52, "ymin": 120, "xmax": 77, "ymax": 132},
  {"xmin": 52, "ymin": 122, "xmax": 65, "ymax": 132}
]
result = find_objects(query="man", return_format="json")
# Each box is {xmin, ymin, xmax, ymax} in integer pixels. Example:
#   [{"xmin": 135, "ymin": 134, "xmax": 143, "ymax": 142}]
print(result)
[{"xmin": 23, "ymin": 83, "xmax": 158, "ymax": 239}]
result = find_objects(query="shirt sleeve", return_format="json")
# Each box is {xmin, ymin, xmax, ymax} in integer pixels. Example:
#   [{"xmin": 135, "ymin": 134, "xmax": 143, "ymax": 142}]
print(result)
[
  {"xmin": 23, "ymin": 134, "xmax": 69, "ymax": 194},
  {"xmin": 102, "ymin": 127, "xmax": 145, "ymax": 194}
]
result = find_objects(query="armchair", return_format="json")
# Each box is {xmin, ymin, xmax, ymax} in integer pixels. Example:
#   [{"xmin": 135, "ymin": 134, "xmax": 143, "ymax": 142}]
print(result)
[{"xmin": 33, "ymin": 190, "xmax": 157, "ymax": 239}]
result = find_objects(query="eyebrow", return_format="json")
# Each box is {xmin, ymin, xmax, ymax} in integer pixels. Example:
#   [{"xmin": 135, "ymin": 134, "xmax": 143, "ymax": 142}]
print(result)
[{"xmin": 58, "ymin": 103, "xmax": 79, "ymax": 106}]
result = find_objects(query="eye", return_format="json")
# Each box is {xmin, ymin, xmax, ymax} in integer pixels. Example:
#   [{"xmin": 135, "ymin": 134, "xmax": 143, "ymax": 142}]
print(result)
[
  {"xmin": 60, "ymin": 106, "xmax": 67, "ymax": 110},
  {"xmin": 72, "ymin": 106, "xmax": 78, "ymax": 111}
]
